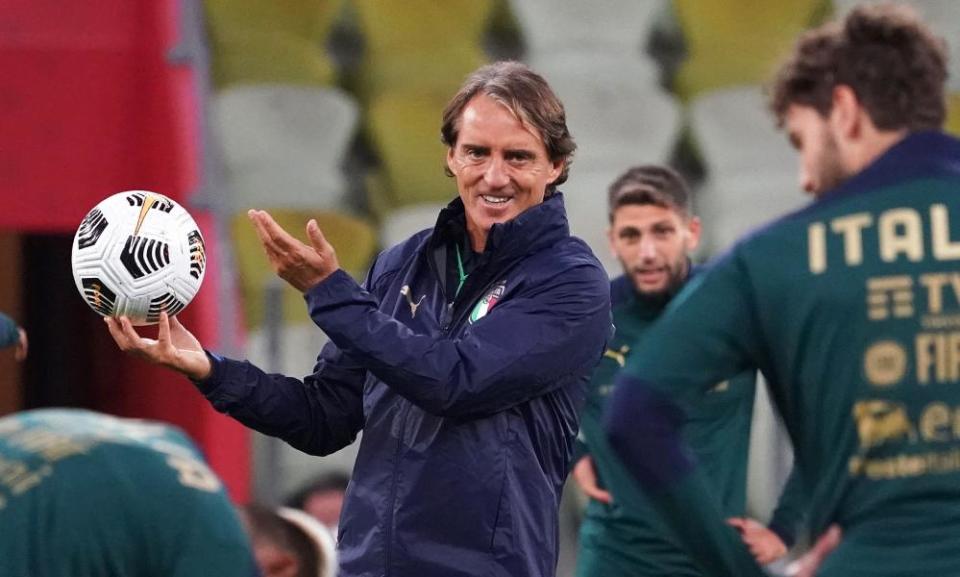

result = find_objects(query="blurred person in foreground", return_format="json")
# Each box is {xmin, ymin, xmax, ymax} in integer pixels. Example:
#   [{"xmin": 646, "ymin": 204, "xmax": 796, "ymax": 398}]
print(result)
[
  {"xmin": 573, "ymin": 165, "xmax": 804, "ymax": 577},
  {"xmin": 605, "ymin": 4, "xmax": 958, "ymax": 576},
  {"xmin": 285, "ymin": 471, "xmax": 349, "ymax": 534},
  {"xmin": 242, "ymin": 502, "xmax": 338, "ymax": 577},
  {"xmin": 0, "ymin": 409, "xmax": 257, "ymax": 576},
  {"xmin": 105, "ymin": 60, "xmax": 611, "ymax": 577},
  {"xmin": 0, "ymin": 311, "xmax": 28, "ymax": 361}
]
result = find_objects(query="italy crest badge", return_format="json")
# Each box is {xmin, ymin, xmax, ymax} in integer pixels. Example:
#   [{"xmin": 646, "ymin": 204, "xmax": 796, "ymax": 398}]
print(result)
[{"xmin": 469, "ymin": 281, "xmax": 506, "ymax": 324}]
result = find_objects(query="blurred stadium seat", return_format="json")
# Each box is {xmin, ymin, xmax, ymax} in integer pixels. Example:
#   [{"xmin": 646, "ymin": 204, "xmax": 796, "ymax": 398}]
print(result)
[
  {"xmin": 512, "ymin": 0, "xmax": 681, "ymax": 275},
  {"xmin": 204, "ymin": 0, "xmax": 342, "ymax": 88},
  {"xmin": 672, "ymin": 0, "xmax": 831, "ymax": 100},
  {"xmin": 364, "ymin": 91, "xmax": 455, "ymax": 212},
  {"xmin": 690, "ymin": 86, "xmax": 809, "ymax": 252},
  {"xmin": 509, "ymin": 0, "xmax": 662, "ymax": 54},
  {"xmin": 352, "ymin": 0, "xmax": 493, "ymax": 101},
  {"xmin": 215, "ymin": 85, "xmax": 359, "ymax": 211},
  {"xmin": 380, "ymin": 203, "xmax": 448, "ymax": 249}
]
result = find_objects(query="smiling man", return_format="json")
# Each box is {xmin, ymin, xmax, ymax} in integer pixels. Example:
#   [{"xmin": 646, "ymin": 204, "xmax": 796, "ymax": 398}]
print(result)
[
  {"xmin": 106, "ymin": 61, "xmax": 611, "ymax": 577},
  {"xmin": 573, "ymin": 166, "xmax": 803, "ymax": 577},
  {"xmin": 605, "ymin": 5, "xmax": 960, "ymax": 577}
]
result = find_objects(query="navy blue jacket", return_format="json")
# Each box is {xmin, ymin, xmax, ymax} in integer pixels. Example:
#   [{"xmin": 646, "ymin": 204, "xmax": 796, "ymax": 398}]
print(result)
[{"xmin": 199, "ymin": 193, "xmax": 611, "ymax": 576}]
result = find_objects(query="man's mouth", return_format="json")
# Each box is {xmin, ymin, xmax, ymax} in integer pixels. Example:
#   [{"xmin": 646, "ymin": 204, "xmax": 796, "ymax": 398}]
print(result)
[
  {"xmin": 481, "ymin": 195, "xmax": 512, "ymax": 205},
  {"xmin": 635, "ymin": 268, "xmax": 666, "ymax": 281}
]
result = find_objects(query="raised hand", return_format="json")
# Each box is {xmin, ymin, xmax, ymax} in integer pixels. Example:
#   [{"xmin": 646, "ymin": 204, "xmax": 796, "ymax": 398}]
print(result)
[
  {"xmin": 104, "ymin": 312, "xmax": 211, "ymax": 380},
  {"xmin": 248, "ymin": 209, "xmax": 340, "ymax": 293}
]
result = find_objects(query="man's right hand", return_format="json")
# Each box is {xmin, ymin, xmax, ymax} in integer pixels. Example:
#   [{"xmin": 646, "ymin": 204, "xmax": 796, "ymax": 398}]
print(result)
[
  {"xmin": 572, "ymin": 455, "xmax": 613, "ymax": 504},
  {"xmin": 105, "ymin": 312, "xmax": 212, "ymax": 381}
]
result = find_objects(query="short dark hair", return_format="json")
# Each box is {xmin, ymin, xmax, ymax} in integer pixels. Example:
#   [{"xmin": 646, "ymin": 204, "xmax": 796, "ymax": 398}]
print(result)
[
  {"xmin": 285, "ymin": 471, "xmax": 350, "ymax": 510},
  {"xmin": 607, "ymin": 165, "xmax": 692, "ymax": 223},
  {"xmin": 441, "ymin": 61, "xmax": 576, "ymax": 193},
  {"xmin": 769, "ymin": 3, "xmax": 947, "ymax": 131},
  {"xmin": 242, "ymin": 503, "xmax": 320, "ymax": 577}
]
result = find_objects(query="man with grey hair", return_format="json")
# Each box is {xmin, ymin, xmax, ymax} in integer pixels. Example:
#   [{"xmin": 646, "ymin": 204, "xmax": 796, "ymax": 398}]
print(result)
[{"xmin": 106, "ymin": 61, "xmax": 611, "ymax": 577}]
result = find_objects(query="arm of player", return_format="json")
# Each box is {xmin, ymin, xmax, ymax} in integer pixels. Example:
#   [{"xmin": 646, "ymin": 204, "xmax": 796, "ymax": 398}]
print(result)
[
  {"xmin": 726, "ymin": 466, "xmax": 806, "ymax": 565},
  {"xmin": 196, "ymin": 340, "xmax": 366, "ymax": 457},
  {"xmin": 766, "ymin": 465, "xmax": 809, "ymax": 551},
  {"xmin": 305, "ymin": 264, "xmax": 610, "ymax": 419},
  {"xmin": 606, "ymin": 378, "xmax": 764, "ymax": 577},
  {"xmin": 106, "ymin": 312, "xmax": 366, "ymax": 456},
  {"xmin": 604, "ymin": 251, "xmax": 770, "ymax": 577},
  {"xmin": 247, "ymin": 207, "xmax": 611, "ymax": 418}
]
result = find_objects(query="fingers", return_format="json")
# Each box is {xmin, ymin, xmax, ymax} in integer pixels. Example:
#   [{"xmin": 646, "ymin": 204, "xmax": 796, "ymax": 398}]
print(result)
[
  {"xmin": 105, "ymin": 316, "xmax": 155, "ymax": 354},
  {"xmin": 104, "ymin": 316, "xmax": 133, "ymax": 350},
  {"xmin": 306, "ymin": 219, "xmax": 330, "ymax": 253},
  {"xmin": 157, "ymin": 312, "xmax": 172, "ymax": 346},
  {"xmin": 587, "ymin": 487, "xmax": 613, "ymax": 504},
  {"xmin": 811, "ymin": 524, "xmax": 842, "ymax": 556},
  {"xmin": 249, "ymin": 209, "xmax": 297, "ymax": 253},
  {"xmin": 726, "ymin": 517, "xmax": 747, "ymax": 532}
]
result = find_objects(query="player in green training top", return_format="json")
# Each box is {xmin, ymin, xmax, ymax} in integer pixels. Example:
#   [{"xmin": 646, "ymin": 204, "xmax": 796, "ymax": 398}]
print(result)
[
  {"xmin": 573, "ymin": 165, "xmax": 804, "ymax": 577},
  {"xmin": 0, "ymin": 409, "xmax": 258, "ymax": 577},
  {"xmin": 0, "ymin": 311, "xmax": 27, "ymax": 361},
  {"xmin": 605, "ymin": 4, "xmax": 958, "ymax": 576}
]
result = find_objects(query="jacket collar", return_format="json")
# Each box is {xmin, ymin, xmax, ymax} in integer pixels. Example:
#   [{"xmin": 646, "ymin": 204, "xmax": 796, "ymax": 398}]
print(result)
[
  {"xmin": 815, "ymin": 130, "xmax": 960, "ymax": 207},
  {"xmin": 430, "ymin": 192, "xmax": 571, "ymax": 268}
]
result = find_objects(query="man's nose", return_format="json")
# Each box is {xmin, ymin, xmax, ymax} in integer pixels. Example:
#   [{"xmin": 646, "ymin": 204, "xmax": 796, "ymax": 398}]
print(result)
[
  {"xmin": 639, "ymin": 236, "xmax": 657, "ymax": 259},
  {"xmin": 483, "ymin": 157, "xmax": 510, "ymax": 188}
]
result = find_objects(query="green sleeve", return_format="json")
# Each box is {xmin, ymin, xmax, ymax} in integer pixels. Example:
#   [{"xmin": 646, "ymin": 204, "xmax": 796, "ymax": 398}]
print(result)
[
  {"xmin": 631, "ymin": 250, "xmax": 768, "ymax": 403},
  {"xmin": 768, "ymin": 465, "xmax": 808, "ymax": 548},
  {"xmin": 647, "ymin": 471, "xmax": 765, "ymax": 576},
  {"xmin": 608, "ymin": 250, "xmax": 769, "ymax": 577},
  {"xmin": 0, "ymin": 313, "xmax": 19, "ymax": 349}
]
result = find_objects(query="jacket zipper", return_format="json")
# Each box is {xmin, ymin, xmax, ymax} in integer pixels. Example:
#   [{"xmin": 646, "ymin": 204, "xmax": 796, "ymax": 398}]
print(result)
[
  {"xmin": 385, "ymin": 254, "xmax": 451, "ymax": 576},
  {"xmin": 382, "ymin": 250, "xmax": 508, "ymax": 574}
]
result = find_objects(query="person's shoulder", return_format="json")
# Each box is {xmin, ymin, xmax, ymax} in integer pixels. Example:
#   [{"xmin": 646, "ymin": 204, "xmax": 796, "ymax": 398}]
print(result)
[
  {"xmin": 610, "ymin": 275, "xmax": 635, "ymax": 307},
  {"xmin": 527, "ymin": 235, "xmax": 608, "ymax": 284},
  {"xmin": 369, "ymin": 228, "xmax": 433, "ymax": 282}
]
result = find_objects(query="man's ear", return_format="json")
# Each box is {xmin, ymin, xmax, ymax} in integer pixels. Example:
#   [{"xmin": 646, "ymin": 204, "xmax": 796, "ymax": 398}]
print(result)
[
  {"xmin": 684, "ymin": 216, "xmax": 702, "ymax": 253},
  {"xmin": 446, "ymin": 147, "xmax": 458, "ymax": 176},
  {"xmin": 548, "ymin": 159, "xmax": 564, "ymax": 185},
  {"xmin": 830, "ymin": 85, "xmax": 862, "ymax": 140}
]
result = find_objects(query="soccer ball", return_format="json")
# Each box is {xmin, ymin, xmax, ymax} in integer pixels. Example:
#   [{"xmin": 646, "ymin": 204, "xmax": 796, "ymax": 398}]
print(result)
[{"xmin": 70, "ymin": 191, "xmax": 206, "ymax": 326}]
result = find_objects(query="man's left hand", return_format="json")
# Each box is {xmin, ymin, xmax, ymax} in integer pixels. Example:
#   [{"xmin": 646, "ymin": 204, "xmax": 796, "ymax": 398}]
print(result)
[
  {"xmin": 248, "ymin": 209, "xmax": 340, "ymax": 292},
  {"xmin": 727, "ymin": 517, "xmax": 788, "ymax": 565}
]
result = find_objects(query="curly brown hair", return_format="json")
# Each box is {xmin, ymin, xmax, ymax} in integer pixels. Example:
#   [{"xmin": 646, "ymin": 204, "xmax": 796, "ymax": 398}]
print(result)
[
  {"xmin": 441, "ymin": 61, "xmax": 576, "ymax": 193},
  {"xmin": 769, "ymin": 3, "xmax": 948, "ymax": 131}
]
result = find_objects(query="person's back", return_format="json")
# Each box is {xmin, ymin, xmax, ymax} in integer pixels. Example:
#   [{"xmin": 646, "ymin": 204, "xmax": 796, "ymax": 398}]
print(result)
[
  {"xmin": 0, "ymin": 409, "xmax": 256, "ymax": 577},
  {"xmin": 604, "ymin": 5, "xmax": 960, "ymax": 576},
  {"xmin": 741, "ymin": 133, "xmax": 960, "ymax": 571}
]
